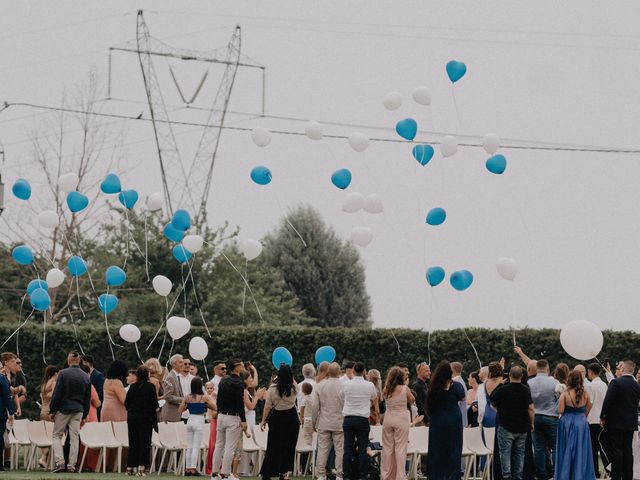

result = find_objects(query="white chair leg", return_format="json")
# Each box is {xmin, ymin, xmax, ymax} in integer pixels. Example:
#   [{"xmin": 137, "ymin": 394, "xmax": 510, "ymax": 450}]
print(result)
[
  {"xmin": 79, "ymin": 447, "xmax": 88, "ymax": 473},
  {"xmin": 117, "ymin": 447, "xmax": 122, "ymax": 474}
]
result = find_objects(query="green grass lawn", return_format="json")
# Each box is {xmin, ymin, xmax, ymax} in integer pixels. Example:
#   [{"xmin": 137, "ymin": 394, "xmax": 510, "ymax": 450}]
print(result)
[{"xmin": 0, "ymin": 472, "xmax": 200, "ymax": 479}]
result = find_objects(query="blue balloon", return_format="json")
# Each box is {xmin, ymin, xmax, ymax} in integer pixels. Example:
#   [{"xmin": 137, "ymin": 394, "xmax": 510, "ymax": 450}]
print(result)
[
  {"xmin": 67, "ymin": 256, "xmax": 88, "ymax": 276},
  {"xmin": 171, "ymin": 209, "xmax": 191, "ymax": 231},
  {"xmin": 450, "ymin": 270, "xmax": 474, "ymax": 291},
  {"xmin": 12, "ymin": 245, "xmax": 34, "ymax": 266},
  {"xmin": 331, "ymin": 169, "xmax": 352, "ymax": 190},
  {"xmin": 27, "ymin": 279, "xmax": 48, "ymax": 295},
  {"xmin": 118, "ymin": 189, "xmax": 138, "ymax": 209},
  {"xmin": 163, "ymin": 223, "xmax": 185, "ymax": 243},
  {"xmin": 426, "ymin": 266, "xmax": 445, "ymax": 287},
  {"xmin": 66, "ymin": 191, "xmax": 89, "ymax": 213},
  {"xmin": 271, "ymin": 346, "xmax": 293, "ymax": 369},
  {"xmin": 105, "ymin": 265, "xmax": 126, "ymax": 287},
  {"xmin": 315, "ymin": 346, "xmax": 336, "ymax": 365},
  {"xmin": 172, "ymin": 245, "xmax": 192, "ymax": 264},
  {"xmin": 446, "ymin": 60, "xmax": 467, "ymax": 83},
  {"xmin": 12, "ymin": 179, "xmax": 31, "ymax": 200},
  {"xmin": 98, "ymin": 293, "xmax": 119, "ymax": 314},
  {"xmin": 30, "ymin": 288, "xmax": 51, "ymax": 312},
  {"xmin": 250, "ymin": 166, "xmax": 272, "ymax": 185},
  {"xmin": 486, "ymin": 154, "xmax": 507, "ymax": 175},
  {"xmin": 412, "ymin": 144, "xmax": 435, "ymax": 166},
  {"xmin": 395, "ymin": 118, "xmax": 418, "ymax": 141},
  {"xmin": 426, "ymin": 208, "xmax": 447, "ymax": 226},
  {"xmin": 100, "ymin": 173, "xmax": 122, "ymax": 194}
]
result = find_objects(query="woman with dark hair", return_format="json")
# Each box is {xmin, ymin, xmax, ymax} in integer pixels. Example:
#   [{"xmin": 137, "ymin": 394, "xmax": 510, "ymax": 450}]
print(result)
[
  {"xmin": 381, "ymin": 367, "xmax": 414, "ymax": 480},
  {"xmin": 554, "ymin": 363, "xmax": 570, "ymax": 394},
  {"xmin": 125, "ymin": 365, "xmax": 159, "ymax": 476},
  {"xmin": 426, "ymin": 360, "xmax": 466, "ymax": 480},
  {"xmin": 102, "ymin": 360, "xmax": 128, "ymax": 471},
  {"xmin": 259, "ymin": 364, "xmax": 299, "ymax": 480},
  {"xmin": 466, "ymin": 371, "xmax": 482, "ymax": 427},
  {"xmin": 554, "ymin": 370, "xmax": 594, "ymax": 480},
  {"xmin": 38, "ymin": 365, "xmax": 59, "ymax": 468},
  {"xmin": 480, "ymin": 362, "xmax": 503, "ymax": 429}
]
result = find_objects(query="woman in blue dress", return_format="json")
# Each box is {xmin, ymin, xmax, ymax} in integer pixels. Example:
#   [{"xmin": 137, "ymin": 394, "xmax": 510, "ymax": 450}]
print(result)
[
  {"xmin": 554, "ymin": 369, "xmax": 595, "ymax": 480},
  {"xmin": 427, "ymin": 360, "xmax": 466, "ymax": 480}
]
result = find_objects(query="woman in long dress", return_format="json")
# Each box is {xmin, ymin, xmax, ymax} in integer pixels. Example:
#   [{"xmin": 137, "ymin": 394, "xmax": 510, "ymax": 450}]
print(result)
[
  {"xmin": 426, "ymin": 360, "xmax": 466, "ymax": 480},
  {"xmin": 38, "ymin": 366, "xmax": 59, "ymax": 469},
  {"xmin": 381, "ymin": 367, "xmax": 414, "ymax": 480},
  {"xmin": 554, "ymin": 370, "xmax": 595, "ymax": 480},
  {"xmin": 101, "ymin": 360, "xmax": 128, "ymax": 471}
]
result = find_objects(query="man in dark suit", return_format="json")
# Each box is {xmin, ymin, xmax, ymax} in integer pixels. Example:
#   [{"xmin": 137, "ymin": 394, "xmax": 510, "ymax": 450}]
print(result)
[
  {"xmin": 600, "ymin": 359, "xmax": 640, "ymax": 480},
  {"xmin": 82, "ymin": 355, "xmax": 104, "ymax": 417}
]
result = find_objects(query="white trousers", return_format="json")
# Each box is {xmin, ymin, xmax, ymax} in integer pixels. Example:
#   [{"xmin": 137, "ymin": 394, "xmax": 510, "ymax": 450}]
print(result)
[{"xmin": 186, "ymin": 415, "xmax": 205, "ymax": 470}]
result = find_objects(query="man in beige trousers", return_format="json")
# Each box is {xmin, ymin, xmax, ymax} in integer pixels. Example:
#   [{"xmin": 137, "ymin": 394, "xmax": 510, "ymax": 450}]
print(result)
[{"xmin": 312, "ymin": 362, "xmax": 345, "ymax": 480}]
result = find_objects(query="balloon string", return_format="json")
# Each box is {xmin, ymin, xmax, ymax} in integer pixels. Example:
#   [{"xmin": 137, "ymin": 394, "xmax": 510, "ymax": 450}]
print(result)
[
  {"xmin": 143, "ymin": 216, "xmax": 150, "ymax": 282},
  {"xmin": 450, "ymin": 85, "xmax": 462, "ymax": 133},
  {"xmin": 390, "ymin": 330, "xmax": 401, "ymax": 354},
  {"xmin": 104, "ymin": 308, "xmax": 115, "ymax": 360},
  {"xmin": 75, "ymin": 276, "xmax": 86, "ymax": 318},
  {"xmin": 70, "ymin": 314, "xmax": 85, "ymax": 355},
  {"xmin": 203, "ymin": 360, "xmax": 210, "ymax": 382},
  {"xmin": 180, "ymin": 263, "xmax": 187, "ymax": 318},
  {"xmin": 158, "ymin": 329, "xmax": 168, "ymax": 362},
  {"xmin": 147, "ymin": 287, "xmax": 185, "ymax": 351},
  {"xmin": 219, "ymin": 250, "xmax": 264, "ymax": 322},
  {"xmin": 36, "ymin": 239, "xmax": 57, "ymax": 268},
  {"xmin": 42, "ymin": 310, "xmax": 47, "ymax": 365},
  {"xmin": 241, "ymin": 259, "xmax": 248, "ymax": 323},
  {"xmin": 15, "ymin": 294, "xmax": 26, "ymax": 355},
  {"xmin": 1, "ymin": 308, "xmax": 33, "ymax": 350},
  {"xmin": 274, "ymin": 196, "xmax": 307, "ymax": 248},
  {"xmin": 122, "ymin": 207, "xmax": 131, "ymax": 271},
  {"xmin": 165, "ymin": 339, "xmax": 175, "ymax": 368},
  {"xmin": 134, "ymin": 342, "xmax": 144, "ymax": 363},
  {"xmin": 184, "ymin": 257, "xmax": 211, "ymax": 337},
  {"xmin": 464, "ymin": 330, "xmax": 482, "ymax": 369}
]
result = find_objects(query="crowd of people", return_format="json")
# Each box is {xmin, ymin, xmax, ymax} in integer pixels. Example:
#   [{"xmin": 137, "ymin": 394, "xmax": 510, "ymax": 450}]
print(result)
[{"xmin": 0, "ymin": 347, "xmax": 637, "ymax": 479}]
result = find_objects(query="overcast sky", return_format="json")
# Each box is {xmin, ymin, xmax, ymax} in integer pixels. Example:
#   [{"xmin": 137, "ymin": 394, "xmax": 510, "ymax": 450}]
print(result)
[{"xmin": 2, "ymin": 1, "xmax": 640, "ymax": 332}]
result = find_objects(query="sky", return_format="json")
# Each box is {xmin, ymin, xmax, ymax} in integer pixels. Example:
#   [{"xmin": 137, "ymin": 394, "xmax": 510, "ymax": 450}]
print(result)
[{"xmin": 2, "ymin": 1, "xmax": 640, "ymax": 332}]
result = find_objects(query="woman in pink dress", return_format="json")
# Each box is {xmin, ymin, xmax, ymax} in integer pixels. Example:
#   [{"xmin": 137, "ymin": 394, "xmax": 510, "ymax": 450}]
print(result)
[
  {"xmin": 101, "ymin": 361, "xmax": 128, "ymax": 471},
  {"xmin": 78, "ymin": 385, "xmax": 101, "ymax": 471},
  {"xmin": 381, "ymin": 367, "xmax": 415, "ymax": 480},
  {"xmin": 204, "ymin": 381, "xmax": 218, "ymax": 475}
]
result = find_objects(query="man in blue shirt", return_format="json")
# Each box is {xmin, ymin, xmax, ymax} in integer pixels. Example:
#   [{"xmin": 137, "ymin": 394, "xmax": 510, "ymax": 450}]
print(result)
[{"xmin": 527, "ymin": 359, "xmax": 559, "ymax": 480}]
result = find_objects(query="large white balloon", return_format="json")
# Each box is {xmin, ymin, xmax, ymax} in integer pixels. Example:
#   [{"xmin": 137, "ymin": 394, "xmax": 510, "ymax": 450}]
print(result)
[
  {"xmin": 440, "ymin": 136, "xmax": 458, "ymax": 157},
  {"xmin": 350, "ymin": 226, "xmax": 373, "ymax": 247},
  {"xmin": 189, "ymin": 336, "xmax": 209, "ymax": 361},
  {"xmin": 383, "ymin": 92, "xmax": 403, "ymax": 111},
  {"xmin": 305, "ymin": 121, "xmax": 323, "ymax": 140},
  {"xmin": 119, "ymin": 324, "xmax": 141, "ymax": 343},
  {"xmin": 483, "ymin": 133, "xmax": 500, "ymax": 155},
  {"xmin": 58, "ymin": 173, "xmax": 79, "ymax": 193},
  {"xmin": 348, "ymin": 132, "xmax": 369, "ymax": 153},
  {"xmin": 241, "ymin": 239, "xmax": 263, "ymax": 261},
  {"xmin": 46, "ymin": 268, "xmax": 65, "ymax": 288},
  {"xmin": 496, "ymin": 257, "xmax": 518, "ymax": 281},
  {"xmin": 560, "ymin": 320, "xmax": 603, "ymax": 361},
  {"xmin": 342, "ymin": 192, "xmax": 365, "ymax": 213},
  {"xmin": 167, "ymin": 316, "xmax": 191, "ymax": 340},
  {"xmin": 364, "ymin": 194, "xmax": 384, "ymax": 214},
  {"xmin": 412, "ymin": 86, "xmax": 432, "ymax": 106},
  {"xmin": 152, "ymin": 275, "xmax": 172, "ymax": 297},
  {"xmin": 38, "ymin": 210, "xmax": 59, "ymax": 229},
  {"xmin": 251, "ymin": 127, "xmax": 271, "ymax": 147},
  {"xmin": 146, "ymin": 192, "xmax": 164, "ymax": 211},
  {"xmin": 182, "ymin": 235, "xmax": 204, "ymax": 253}
]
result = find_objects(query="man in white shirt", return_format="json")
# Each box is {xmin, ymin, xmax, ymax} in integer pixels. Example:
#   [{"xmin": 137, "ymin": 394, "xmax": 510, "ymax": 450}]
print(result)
[
  {"xmin": 211, "ymin": 360, "xmax": 227, "ymax": 393},
  {"xmin": 586, "ymin": 363, "xmax": 610, "ymax": 478},
  {"xmin": 179, "ymin": 357, "xmax": 194, "ymax": 423},
  {"xmin": 297, "ymin": 363, "xmax": 316, "ymax": 407},
  {"xmin": 340, "ymin": 360, "xmax": 355, "ymax": 384},
  {"xmin": 341, "ymin": 362, "xmax": 378, "ymax": 480},
  {"xmin": 451, "ymin": 362, "xmax": 468, "ymax": 427}
]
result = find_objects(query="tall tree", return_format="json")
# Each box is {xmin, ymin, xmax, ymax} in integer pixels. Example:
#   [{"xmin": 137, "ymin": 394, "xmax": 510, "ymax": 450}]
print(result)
[{"xmin": 262, "ymin": 204, "xmax": 372, "ymax": 328}]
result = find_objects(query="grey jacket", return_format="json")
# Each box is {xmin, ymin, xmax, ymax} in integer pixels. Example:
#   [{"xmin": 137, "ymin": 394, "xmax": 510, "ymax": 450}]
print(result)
[
  {"xmin": 160, "ymin": 370, "xmax": 183, "ymax": 422},
  {"xmin": 311, "ymin": 378, "xmax": 344, "ymax": 431}
]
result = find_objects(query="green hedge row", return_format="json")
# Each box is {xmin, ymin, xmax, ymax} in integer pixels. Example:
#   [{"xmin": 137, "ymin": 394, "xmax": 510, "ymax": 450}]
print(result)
[{"xmin": 4, "ymin": 324, "xmax": 636, "ymax": 419}]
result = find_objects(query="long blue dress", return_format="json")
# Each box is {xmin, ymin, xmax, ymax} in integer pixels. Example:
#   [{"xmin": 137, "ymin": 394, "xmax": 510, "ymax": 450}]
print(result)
[
  {"xmin": 554, "ymin": 405, "xmax": 596, "ymax": 480},
  {"xmin": 427, "ymin": 381, "xmax": 466, "ymax": 480}
]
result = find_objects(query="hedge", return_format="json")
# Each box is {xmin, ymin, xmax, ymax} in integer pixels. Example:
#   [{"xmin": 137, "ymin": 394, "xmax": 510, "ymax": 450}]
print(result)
[{"xmin": 3, "ymin": 324, "xmax": 636, "ymax": 419}]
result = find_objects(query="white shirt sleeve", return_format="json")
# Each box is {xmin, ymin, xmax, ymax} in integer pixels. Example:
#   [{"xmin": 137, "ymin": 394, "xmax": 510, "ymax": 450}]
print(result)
[{"xmin": 477, "ymin": 383, "xmax": 486, "ymax": 424}]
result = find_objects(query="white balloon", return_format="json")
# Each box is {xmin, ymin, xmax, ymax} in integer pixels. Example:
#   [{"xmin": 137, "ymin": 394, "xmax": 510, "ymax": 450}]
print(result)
[
  {"xmin": 560, "ymin": 320, "xmax": 603, "ymax": 361},
  {"xmin": 496, "ymin": 257, "xmax": 518, "ymax": 281},
  {"xmin": 167, "ymin": 316, "xmax": 191, "ymax": 340},
  {"xmin": 58, "ymin": 173, "xmax": 79, "ymax": 193},
  {"xmin": 304, "ymin": 121, "xmax": 323, "ymax": 140},
  {"xmin": 183, "ymin": 235, "xmax": 204, "ymax": 253},
  {"xmin": 189, "ymin": 336, "xmax": 209, "ymax": 361},
  {"xmin": 119, "ymin": 324, "xmax": 141, "ymax": 343},
  {"xmin": 146, "ymin": 192, "xmax": 164, "ymax": 211},
  {"xmin": 241, "ymin": 239, "xmax": 263, "ymax": 261},
  {"xmin": 364, "ymin": 194, "xmax": 384, "ymax": 214},
  {"xmin": 483, "ymin": 133, "xmax": 500, "ymax": 155},
  {"xmin": 152, "ymin": 275, "xmax": 172, "ymax": 297},
  {"xmin": 440, "ymin": 136, "xmax": 458, "ymax": 157},
  {"xmin": 348, "ymin": 132, "xmax": 369, "ymax": 153},
  {"xmin": 342, "ymin": 192, "xmax": 365, "ymax": 213},
  {"xmin": 350, "ymin": 226, "xmax": 373, "ymax": 247},
  {"xmin": 383, "ymin": 92, "xmax": 403, "ymax": 111},
  {"xmin": 46, "ymin": 268, "xmax": 65, "ymax": 288},
  {"xmin": 251, "ymin": 127, "xmax": 271, "ymax": 147},
  {"xmin": 412, "ymin": 86, "xmax": 432, "ymax": 106},
  {"xmin": 38, "ymin": 210, "xmax": 59, "ymax": 229}
]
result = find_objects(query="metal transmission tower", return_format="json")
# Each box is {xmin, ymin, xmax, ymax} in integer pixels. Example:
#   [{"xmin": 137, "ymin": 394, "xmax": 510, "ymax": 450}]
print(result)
[{"xmin": 109, "ymin": 10, "xmax": 265, "ymax": 222}]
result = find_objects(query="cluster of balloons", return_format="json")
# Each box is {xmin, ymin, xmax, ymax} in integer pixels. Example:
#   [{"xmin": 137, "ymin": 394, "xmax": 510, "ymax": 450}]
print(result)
[
  {"xmin": 270, "ymin": 344, "xmax": 337, "ymax": 369},
  {"xmin": 426, "ymin": 266, "xmax": 474, "ymax": 291},
  {"xmin": 342, "ymin": 193, "xmax": 383, "ymax": 214},
  {"xmin": 161, "ymin": 208, "xmax": 206, "ymax": 264}
]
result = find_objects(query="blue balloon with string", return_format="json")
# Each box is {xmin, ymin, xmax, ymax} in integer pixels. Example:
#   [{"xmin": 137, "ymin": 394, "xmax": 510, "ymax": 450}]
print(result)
[
  {"xmin": 100, "ymin": 173, "xmax": 122, "ymax": 194},
  {"xmin": 446, "ymin": 60, "xmax": 467, "ymax": 83},
  {"xmin": 118, "ymin": 189, "xmax": 138, "ymax": 209},
  {"xmin": 412, "ymin": 144, "xmax": 434, "ymax": 166},
  {"xmin": 171, "ymin": 209, "xmax": 191, "ymax": 231},
  {"xmin": 67, "ymin": 256, "xmax": 88, "ymax": 276},
  {"xmin": 272, "ymin": 346, "xmax": 293, "ymax": 369},
  {"xmin": 163, "ymin": 223, "xmax": 185, "ymax": 243},
  {"xmin": 30, "ymin": 288, "xmax": 51, "ymax": 312},
  {"xmin": 12, "ymin": 178, "xmax": 31, "ymax": 200},
  {"xmin": 12, "ymin": 245, "xmax": 34, "ymax": 265},
  {"xmin": 426, "ymin": 266, "xmax": 445, "ymax": 287},
  {"xmin": 66, "ymin": 191, "xmax": 89, "ymax": 213},
  {"xmin": 250, "ymin": 166, "xmax": 272, "ymax": 185},
  {"xmin": 450, "ymin": 270, "xmax": 474, "ymax": 291},
  {"xmin": 395, "ymin": 118, "xmax": 418, "ymax": 141},
  {"xmin": 426, "ymin": 208, "xmax": 447, "ymax": 226},
  {"xmin": 331, "ymin": 169, "xmax": 352, "ymax": 190},
  {"xmin": 486, "ymin": 154, "xmax": 507, "ymax": 175},
  {"xmin": 27, "ymin": 279, "xmax": 48, "ymax": 295},
  {"xmin": 105, "ymin": 266, "xmax": 126, "ymax": 287},
  {"xmin": 172, "ymin": 245, "xmax": 192, "ymax": 264},
  {"xmin": 98, "ymin": 293, "xmax": 119, "ymax": 314},
  {"xmin": 315, "ymin": 346, "xmax": 336, "ymax": 365}
]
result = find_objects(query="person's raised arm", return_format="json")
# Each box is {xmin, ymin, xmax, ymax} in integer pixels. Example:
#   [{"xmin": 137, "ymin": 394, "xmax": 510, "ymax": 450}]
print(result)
[{"xmin": 513, "ymin": 346, "xmax": 532, "ymax": 365}]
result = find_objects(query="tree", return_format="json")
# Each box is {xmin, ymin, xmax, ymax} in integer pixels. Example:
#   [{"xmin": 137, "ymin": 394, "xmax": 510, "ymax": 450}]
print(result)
[{"xmin": 262, "ymin": 204, "xmax": 372, "ymax": 328}]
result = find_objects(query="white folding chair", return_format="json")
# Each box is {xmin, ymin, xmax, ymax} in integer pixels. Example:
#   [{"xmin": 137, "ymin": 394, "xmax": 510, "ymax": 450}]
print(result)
[
  {"xmin": 25, "ymin": 420, "xmax": 52, "ymax": 471},
  {"xmin": 156, "ymin": 422, "xmax": 185, "ymax": 476},
  {"xmin": 466, "ymin": 426, "xmax": 492, "ymax": 480},
  {"xmin": 481, "ymin": 427, "xmax": 495, "ymax": 480},
  {"xmin": 242, "ymin": 433, "xmax": 263, "ymax": 475},
  {"xmin": 462, "ymin": 427, "xmax": 479, "ymax": 480},
  {"xmin": 408, "ymin": 426, "xmax": 428, "ymax": 479},
  {"xmin": 149, "ymin": 429, "xmax": 163, "ymax": 474},
  {"xmin": 111, "ymin": 421, "xmax": 129, "ymax": 449},
  {"xmin": 294, "ymin": 428, "xmax": 316, "ymax": 476},
  {"xmin": 8, "ymin": 419, "xmax": 31, "ymax": 470},
  {"xmin": 199, "ymin": 424, "xmax": 210, "ymax": 474},
  {"xmin": 78, "ymin": 421, "xmax": 122, "ymax": 473}
]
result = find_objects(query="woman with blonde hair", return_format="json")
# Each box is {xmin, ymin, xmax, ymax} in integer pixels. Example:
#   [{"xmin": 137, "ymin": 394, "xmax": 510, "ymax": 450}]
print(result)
[
  {"xmin": 143, "ymin": 358, "xmax": 164, "ymax": 397},
  {"xmin": 315, "ymin": 361, "xmax": 330, "ymax": 383},
  {"xmin": 367, "ymin": 368, "xmax": 385, "ymax": 425},
  {"xmin": 381, "ymin": 367, "xmax": 414, "ymax": 480}
]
